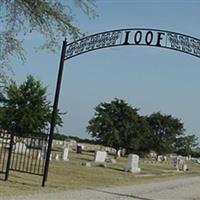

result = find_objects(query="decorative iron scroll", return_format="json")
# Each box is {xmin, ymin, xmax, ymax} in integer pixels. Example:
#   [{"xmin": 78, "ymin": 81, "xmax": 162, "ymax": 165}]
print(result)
[{"xmin": 65, "ymin": 29, "xmax": 200, "ymax": 60}]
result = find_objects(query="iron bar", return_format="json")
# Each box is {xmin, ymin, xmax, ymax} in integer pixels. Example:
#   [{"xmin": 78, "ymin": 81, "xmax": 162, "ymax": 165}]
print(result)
[
  {"xmin": 5, "ymin": 131, "xmax": 14, "ymax": 181},
  {"xmin": 42, "ymin": 40, "xmax": 67, "ymax": 187}
]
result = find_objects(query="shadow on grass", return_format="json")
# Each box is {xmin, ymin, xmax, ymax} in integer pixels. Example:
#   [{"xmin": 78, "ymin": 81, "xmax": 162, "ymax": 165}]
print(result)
[
  {"xmin": 4, "ymin": 173, "xmax": 65, "ymax": 190},
  {"xmin": 107, "ymin": 166, "xmax": 124, "ymax": 172},
  {"xmin": 3, "ymin": 178, "xmax": 41, "ymax": 187},
  {"xmin": 0, "ymin": 173, "xmax": 43, "ymax": 188},
  {"xmin": 78, "ymin": 157, "xmax": 93, "ymax": 162},
  {"xmin": 89, "ymin": 188, "xmax": 155, "ymax": 200}
]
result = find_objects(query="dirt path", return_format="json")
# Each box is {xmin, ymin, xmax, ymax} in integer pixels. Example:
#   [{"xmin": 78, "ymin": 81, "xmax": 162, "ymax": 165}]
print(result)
[{"xmin": 2, "ymin": 176, "xmax": 200, "ymax": 200}]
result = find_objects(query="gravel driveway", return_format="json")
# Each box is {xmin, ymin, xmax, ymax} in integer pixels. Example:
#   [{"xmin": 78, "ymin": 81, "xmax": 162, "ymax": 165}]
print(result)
[{"xmin": 2, "ymin": 176, "xmax": 200, "ymax": 200}]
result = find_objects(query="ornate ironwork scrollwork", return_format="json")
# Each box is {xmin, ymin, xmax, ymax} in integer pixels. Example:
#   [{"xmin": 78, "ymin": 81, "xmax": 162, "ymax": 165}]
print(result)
[
  {"xmin": 65, "ymin": 29, "xmax": 200, "ymax": 60},
  {"xmin": 66, "ymin": 31, "xmax": 121, "ymax": 59},
  {"xmin": 166, "ymin": 33, "xmax": 200, "ymax": 56}
]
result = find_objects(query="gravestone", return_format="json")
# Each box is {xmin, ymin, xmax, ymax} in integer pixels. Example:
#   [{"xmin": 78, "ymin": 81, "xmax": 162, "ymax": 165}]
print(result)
[
  {"xmin": 150, "ymin": 151, "xmax": 157, "ymax": 158},
  {"xmin": 37, "ymin": 152, "xmax": 41, "ymax": 160},
  {"xmin": 94, "ymin": 151, "xmax": 107, "ymax": 162},
  {"xmin": 157, "ymin": 155, "xmax": 163, "ymax": 162},
  {"xmin": 117, "ymin": 149, "xmax": 121, "ymax": 158},
  {"xmin": 55, "ymin": 154, "xmax": 59, "ymax": 160},
  {"xmin": 121, "ymin": 148, "xmax": 126, "ymax": 157},
  {"xmin": 183, "ymin": 164, "xmax": 188, "ymax": 171},
  {"xmin": 173, "ymin": 157, "xmax": 179, "ymax": 170},
  {"xmin": 62, "ymin": 147, "xmax": 69, "ymax": 161},
  {"xmin": 38, "ymin": 145, "xmax": 47, "ymax": 160},
  {"xmin": 178, "ymin": 158, "xmax": 184, "ymax": 171},
  {"xmin": 173, "ymin": 156, "xmax": 188, "ymax": 171},
  {"xmin": 124, "ymin": 154, "xmax": 141, "ymax": 173},
  {"xmin": 163, "ymin": 156, "xmax": 167, "ymax": 161},
  {"xmin": 14, "ymin": 142, "xmax": 27, "ymax": 154},
  {"xmin": 50, "ymin": 153, "xmax": 52, "ymax": 161}
]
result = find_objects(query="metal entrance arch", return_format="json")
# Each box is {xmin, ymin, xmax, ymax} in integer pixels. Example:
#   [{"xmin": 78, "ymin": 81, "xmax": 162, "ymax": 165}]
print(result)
[
  {"xmin": 42, "ymin": 28, "xmax": 200, "ymax": 186},
  {"xmin": 65, "ymin": 28, "xmax": 200, "ymax": 59}
]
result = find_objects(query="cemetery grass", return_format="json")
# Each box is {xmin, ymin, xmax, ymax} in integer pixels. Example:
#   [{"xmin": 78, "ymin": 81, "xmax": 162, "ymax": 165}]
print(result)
[{"xmin": 1, "ymin": 151, "xmax": 200, "ymax": 197}]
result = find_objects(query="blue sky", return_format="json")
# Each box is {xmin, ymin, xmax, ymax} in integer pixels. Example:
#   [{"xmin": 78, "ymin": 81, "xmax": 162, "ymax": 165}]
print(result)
[{"xmin": 12, "ymin": 0, "xmax": 200, "ymax": 139}]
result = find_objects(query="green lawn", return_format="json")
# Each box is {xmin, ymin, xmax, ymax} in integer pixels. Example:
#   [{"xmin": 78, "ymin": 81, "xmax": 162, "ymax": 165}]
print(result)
[{"xmin": 1, "ymin": 150, "xmax": 200, "ymax": 197}]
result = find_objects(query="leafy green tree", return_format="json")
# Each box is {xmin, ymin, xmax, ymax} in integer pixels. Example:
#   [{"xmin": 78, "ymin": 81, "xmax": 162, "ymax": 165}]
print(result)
[
  {"xmin": 87, "ymin": 99, "xmax": 151, "ymax": 154},
  {"xmin": 125, "ymin": 116, "xmax": 152, "ymax": 155},
  {"xmin": 0, "ymin": 75, "xmax": 62, "ymax": 136},
  {"xmin": 146, "ymin": 112, "xmax": 185, "ymax": 154},
  {"xmin": 0, "ymin": 0, "xmax": 97, "ymax": 70},
  {"xmin": 192, "ymin": 147, "xmax": 200, "ymax": 157},
  {"xmin": 175, "ymin": 134, "xmax": 199, "ymax": 156}
]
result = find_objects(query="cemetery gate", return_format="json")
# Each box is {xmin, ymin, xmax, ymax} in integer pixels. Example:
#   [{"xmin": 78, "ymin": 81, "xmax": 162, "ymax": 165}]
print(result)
[
  {"xmin": 1, "ymin": 28, "xmax": 200, "ymax": 187},
  {"xmin": 43, "ymin": 28, "xmax": 200, "ymax": 186}
]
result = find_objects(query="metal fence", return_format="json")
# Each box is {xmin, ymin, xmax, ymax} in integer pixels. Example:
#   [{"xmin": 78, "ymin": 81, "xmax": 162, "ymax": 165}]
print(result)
[
  {"xmin": 0, "ymin": 130, "xmax": 49, "ymax": 181},
  {"xmin": 0, "ymin": 131, "xmax": 10, "ymax": 176},
  {"xmin": 10, "ymin": 134, "xmax": 49, "ymax": 176}
]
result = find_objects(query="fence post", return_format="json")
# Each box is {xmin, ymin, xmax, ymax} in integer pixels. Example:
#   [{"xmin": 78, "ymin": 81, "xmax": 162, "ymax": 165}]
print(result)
[{"xmin": 5, "ymin": 131, "xmax": 14, "ymax": 181}]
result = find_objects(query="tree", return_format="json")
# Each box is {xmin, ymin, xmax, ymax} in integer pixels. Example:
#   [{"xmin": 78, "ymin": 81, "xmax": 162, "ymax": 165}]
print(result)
[
  {"xmin": 192, "ymin": 147, "xmax": 200, "ymax": 157},
  {"xmin": 87, "ymin": 99, "xmax": 151, "ymax": 154},
  {"xmin": 175, "ymin": 134, "xmax": 199, "ymax": 156},
  {"xmin": 0, "ymin": 75, "xmax": 62, "ymax": 136},
  {"xmin": 146, "ymin": 112, "xmax": 185, "ymax": 155},
  {"xmin": 0, "ymin": 0, "xmax": 97, "ymax": 71}
]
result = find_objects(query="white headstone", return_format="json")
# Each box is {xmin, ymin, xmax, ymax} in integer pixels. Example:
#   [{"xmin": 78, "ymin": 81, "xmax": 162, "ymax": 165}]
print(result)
[
  {"xmin": 179, "ymin": 158, "xmax": 184, "ymax": 166},
  {"xmin": 37, "ymin": 152, "xmax": 41, "ymax": 160},
  {"xmin": 62, "ymin": 147, "xmax": 69, "ymax": 161},
  {"xmin": 163, "ymin": 156, "xmax": 167, "ymax": 161},
  {"xmin": 94, "ymin": 151, "xmax": 107, "ymax": 162},
  {"xmin": 55, "ymin": 154, "xmax": 59, "ymax": 160},
  {"xmin": 183, "ymin": 164, "xmax": 188, "ymax": 171},
  {"xmin": 121, "ymin": 148, "xmax": 126, "ymax": 157},
  {"xmin": 50, "ymin": 153, "xmax": 52, "ymax": 161},
  {"xmin": 173, "ymin": 156, "xmax": 187, "ymax": 171},
  {"xmin": 124, "ymin": 154, "xmax": 141, "ymax": 173},
  {"xmin": 15, "ymin": 142, "xmax": 27, "ymax": 154},
  {"xmin": 150, "ymin": 151, "xmax": 157, "ymax": 158},
  {"xmin": 117, "ymin": 150, "xmax": 121, "ymax": 157},
  {"xmin": 41, "ymin": 146, "xmax": 47, "ymax": 160},
  {"xmin": 157, "ymin": 155, "xmax": 163, "ymax": 162}
]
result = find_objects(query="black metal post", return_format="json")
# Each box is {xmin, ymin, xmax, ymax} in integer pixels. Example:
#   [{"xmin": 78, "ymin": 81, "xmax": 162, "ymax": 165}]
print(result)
[
  {"xmin": 5, "ymin": 131, "xmax": 14, "ymax": 181},
  {"xmin": 42, "ymin": 40, "xmax": 67, "ymax": 187}
]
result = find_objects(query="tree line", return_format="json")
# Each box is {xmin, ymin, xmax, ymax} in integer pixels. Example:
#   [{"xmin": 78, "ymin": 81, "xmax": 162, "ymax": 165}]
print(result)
[
  {"xmin": 0, "ymin": 76, "xmax": 199, "ymax": 157},
  {"xmin": 87, "ymin": 99, "xmax": 199, "ymax": 157}
]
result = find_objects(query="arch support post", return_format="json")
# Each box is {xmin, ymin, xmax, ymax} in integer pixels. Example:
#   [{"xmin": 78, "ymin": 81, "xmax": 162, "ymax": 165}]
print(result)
[{"xmin": 42, "ymin": 40, "xmax": 67, "ymax": 187}]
